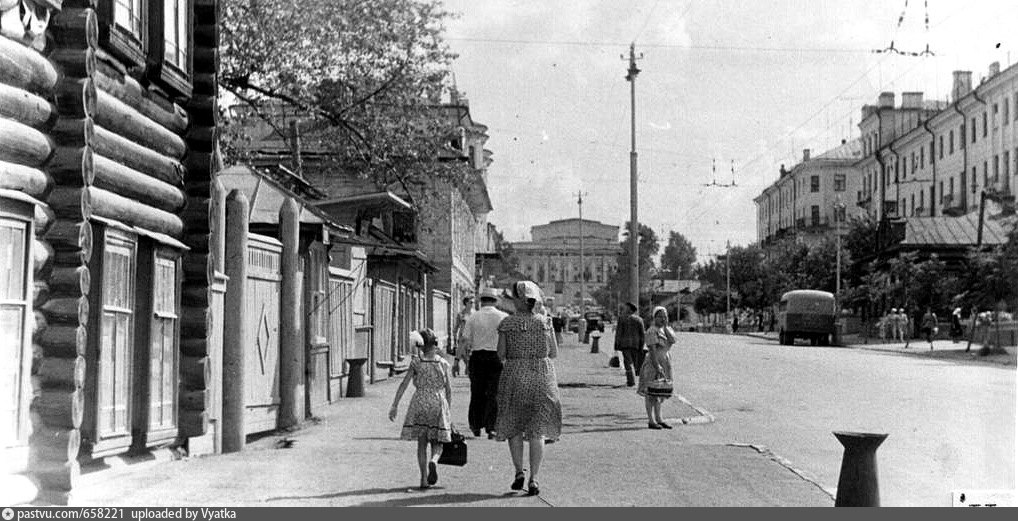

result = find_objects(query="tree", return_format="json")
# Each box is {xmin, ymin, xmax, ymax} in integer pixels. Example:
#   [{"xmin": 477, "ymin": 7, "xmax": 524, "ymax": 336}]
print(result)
[
  {"xmin": 593, "ymin": 223, "xmax": 658, "ymax": 313},
  {"xmin": 661, "ymin": 231, "xmax": 697, "ymax": 279},
  {"xmin": 220, "ymin": 0, "xmax": 469, "ymax": 204}
]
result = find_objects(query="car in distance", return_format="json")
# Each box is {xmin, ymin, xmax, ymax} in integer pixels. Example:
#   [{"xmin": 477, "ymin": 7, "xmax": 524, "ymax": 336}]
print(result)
[{"xmin": 777, "ymin": 290, "xmax": 836, "ymax": 346}]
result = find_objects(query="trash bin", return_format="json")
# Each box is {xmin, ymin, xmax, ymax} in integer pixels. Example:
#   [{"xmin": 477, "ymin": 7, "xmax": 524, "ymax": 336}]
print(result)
[
  {"xmin": 833, "ymin": 321, "xmax": 844, "ymax": 346},
  {"xmin": 579, "ymin": 318, "xmax": 588, "ymax": 343}
]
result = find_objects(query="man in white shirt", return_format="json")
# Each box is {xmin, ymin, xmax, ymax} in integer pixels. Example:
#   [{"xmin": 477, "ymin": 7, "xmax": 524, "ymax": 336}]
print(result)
[{"xmin": 461, "ymin": 287, "xmax": 509, "ymax": 438}]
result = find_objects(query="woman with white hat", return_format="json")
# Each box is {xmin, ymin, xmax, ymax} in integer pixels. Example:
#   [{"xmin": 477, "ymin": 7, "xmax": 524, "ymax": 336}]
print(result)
[{"xmin": 495, "ymin": 280, "xmax": 563, "ymax": 496}]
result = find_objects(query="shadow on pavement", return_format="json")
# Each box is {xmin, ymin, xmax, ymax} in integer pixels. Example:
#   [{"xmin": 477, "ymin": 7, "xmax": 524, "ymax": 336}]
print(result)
[
  {"xmin": 350, "ymin": 491, "xmax": 517, "ymax": 507},
  {"xmin": 265, "ymin": 486, "xmax": 414, "ymax": 502}
]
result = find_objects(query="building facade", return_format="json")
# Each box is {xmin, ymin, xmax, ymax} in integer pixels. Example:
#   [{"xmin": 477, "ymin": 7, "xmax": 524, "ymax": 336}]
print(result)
[
  {"xmin": 754, "ymin": 140, "xmax": 864, "ymax": 244},
  {"xmin": 510, "ymin": 218, "xmax": 621, "ymax": 307}
]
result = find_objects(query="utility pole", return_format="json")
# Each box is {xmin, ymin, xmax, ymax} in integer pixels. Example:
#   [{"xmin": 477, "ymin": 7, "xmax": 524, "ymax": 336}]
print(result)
[
  {"xmin": 624, "ymin": 43, "xmax": 643, "ymax": 311},
  {"xmin": 577, "ymin": 190, "xmax": 586, "ymax": 316},
  {"xmin": 726, "ymin": 240, "xmax": 731, "ymax": 332}
]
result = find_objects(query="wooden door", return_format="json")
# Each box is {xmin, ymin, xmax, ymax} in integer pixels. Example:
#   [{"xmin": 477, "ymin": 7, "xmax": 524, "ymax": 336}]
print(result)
[
  {"xmin": 326, "ymin": 274, "xmax": 354, "ymax": 401},
  {"xmin": 244, "ymin": 235, "xmax": 281, "ymax": 434},
  {"xmin": 371, "ymin": 281, "xmax": 396, "ymax": 382}
]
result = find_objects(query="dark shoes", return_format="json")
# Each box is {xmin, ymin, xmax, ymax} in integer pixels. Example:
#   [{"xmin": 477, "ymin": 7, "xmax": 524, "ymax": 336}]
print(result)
[
  {"xmin": 658, "ymin": 422, "xmax": 673, "ymax": 429},
  {"xmin": 528, "ymin": 479, "xmax": 540, "ymax": 496},
  {"xmin": 648, "ymin": 422, "xmax": 662, "ymax": 430},
  {"xmin": 511, "ymin": 471, "xmax": 526, "ymax": 491},
  {"xmin": 471, "ymin": 429, "xmax": 481, "ymax": 437},
  {"xmin": 427, "ymin": 462, "xmax": 438, "ymax": 485}
]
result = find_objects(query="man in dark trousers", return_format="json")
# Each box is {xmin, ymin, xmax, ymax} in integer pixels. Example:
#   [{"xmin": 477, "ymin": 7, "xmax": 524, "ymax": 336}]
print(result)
[
  {"xmin": 460, "ymin": 288, "xmax": 509, "ymax": 438},
  {"xmin": 613, "ymin": 302, "xmax": 646, "ymax": 387}
]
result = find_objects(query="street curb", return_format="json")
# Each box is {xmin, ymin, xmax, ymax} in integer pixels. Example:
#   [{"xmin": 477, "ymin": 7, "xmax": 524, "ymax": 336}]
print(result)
[
  {"xmin": 727, "ymin": 443, "xmax": 836, "ymax": 501},
  {"xmin": 672, "ymin": 394, "xmax": 716, "ymax": 425}
]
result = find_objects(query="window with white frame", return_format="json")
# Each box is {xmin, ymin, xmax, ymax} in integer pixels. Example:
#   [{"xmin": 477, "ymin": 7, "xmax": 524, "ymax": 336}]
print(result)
[
  {"xmin": 97, "ymin": 231, "xmax": 137, "ymax": 440},
  {"xmin": 163, "ymin": 0, "xmax": 188, "ymax": 68},
  {"xmin": 114, "ymin": 0, "xmax": 145, "ymax": 40},
  {"xmin": 147, "ymin": 251, "xmax": 179, "ymax": 431},
  {"xmin": 0, "ymin": 212, "xmax": 30, "ymax": 447}
]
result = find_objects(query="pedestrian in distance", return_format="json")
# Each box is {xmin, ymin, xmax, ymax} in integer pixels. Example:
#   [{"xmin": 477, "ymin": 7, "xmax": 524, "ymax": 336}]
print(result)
[
  {"xmin": 614, "ymin": 302, "xmax": 646, "ymax": 387},
  {"xmin": 950, "ymin": 307, "xmax": 964, "ymax": 343},
  {"xmin": 638, "ymin": 306, "xmax": 676, "ymax": 430},
  {"xmin": 879, "ymin": 309, "xmax": 892, "ymax": 341},
  {"xmin": 460, "ymin": 287, "xmax": 509, "ymax": 439},
  {"xmin": 732, "ymin": 313, "xmax": 739, "ymax": 333},
  {"xmin": 920, "ymin": 307, "xmax": 938, "ymax": 350},
  {"xmin": 453, "ymin": 295, "xmax": 475, "ymax": 377},
  {"xmin": 388, "ymin": 329, "xmax": 453, "ymax": 490},
  {"xmin": 495, "ymin": 280, "xmax": 563, "ymax": 496}
]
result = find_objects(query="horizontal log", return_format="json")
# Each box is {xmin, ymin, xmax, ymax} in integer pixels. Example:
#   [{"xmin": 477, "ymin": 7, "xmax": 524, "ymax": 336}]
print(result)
[
  {"xmin": 180, "ymin": 355, "xmax": 211, "ymax": 391},
  {"xmin": 185, "ymin": 126, "xmax": 216, "ymax": 150},
  {"xmin": 92, "ymin": 125, "xmax": 183, "ymax": 187},
  {"xmin": 183, "ymin": 152, "xmax": 213, "ymax": 178},
  {"xmin": 50, "ymin": 7, "xmax": 99, "ymax": 50},
  {"xmin": 32, "ymin": 389, "xmax": 84, "ymax": 430},
  {"xmin": 0, "ymin": 34, "xmax": 59, "ymax": 93},
  {"xmin": 53, "ymin": 249, "xmax": 89, "ymax": 265},
  {"xmin": 95, "ymin": 90, "xmax": 187, "ymax": 160},
  {"xmin": 30, "ymin": 459, "xmax": 80, "ymax": 492},
  {"xmin": 29, "ymin": 427, "xmax": 81, "ymax": 464},
  {"xmin": 93, "ymin": 154, "xmax": 186, "ymax": 213},
  {"xmin": 177, "ymin": 409, "xmax": 208, "ymax": 438},
  {"xmin": 0, "ymin": 117, "xmax": 54, "ymax": 167},
  {"xmin": 44, "ymin": 220, "xmax": 92, "ymax": 253},
  {"xmin": 34, "ymin": 281, "xmax": 49, "ymax": 308},
  {"xmin": 181, "ymin": 281, "xmax": 211, "ymax": 305},
  {"xmin": 53, "ymin": 78, "xmax": 97, "ymax": 119},
  {"xmin": 33, "ymin": 238, "xmax": 53, "ymax": 274},
  {"xmin": 37, "ymin": 355, "xmax": 86, "ymax": 390},
  {"xmin": 180, "ymin": 389, "xmax": 209, "ymax": 412},
  {"xmin": 34, "ymin": 203, "xmax": 55, "ymax": 235},
  {"xmin": 0, "ymin": 81, "xmax": 57, "ymax": 129},
  {"xmin": 45, "ymin": 187, "xmax": 90, "ymax": 221},
  {"xmin": 88, "ymin": 186, "xmax": 184, "ymax": 237},
  {"xmin": 185, "ymin": 95, "xmax": 216, "ymax": 126},
  {"xmin": 48, "ymin": 47, "xmax": 96, "ymax": 80},
  {"xmin": 180, "ymin": 306, "xmax": 212, "ymax": 334},
  {"xmin": 192, "ymin": 72, "xmax": 216, "ymax": 95},
  {"xmin": 47, "ymin": 146, "xmax": 95, "ymax": 185},
  {"xmin": 40, "ymin": 297, "xmax": 89, "ymax": 327},
  {"xmin": 48, "ymin": 265, "xmax": 90, "ymax": 297},
  {"xmin": 36, "ymin": 325, "xmax": 87, "ymax": 358},
  {"xmin": 193, "ymin": 47, "xmax": 217, "ymax": 71},
  {"xmin": 182, "ymin": 231, "xmax": 212, "ymax": 253},
  {"xmin": 193, "ymin": 22, "xmax": 218, "ymax": 48},
  {"xmin": 0, "ymin": 158, "xmax": 51, "ymax": 196},
  {"xmin": 181, "ymin": 337, "xmax": 210, "ymax": 357},
  {"xmin": 34, "ymin": 311, "xmax": 47, "ymax": 336},
  {"xmin": 93, "ymin": 68, "xmax": 188, "ymax": 134},
  {"xmin": 50, "ymin": 117, "xmax": 94, "ymax": 147}
]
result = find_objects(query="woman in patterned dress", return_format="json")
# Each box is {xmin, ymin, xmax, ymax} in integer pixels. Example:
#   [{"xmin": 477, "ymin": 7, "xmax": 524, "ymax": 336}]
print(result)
[
  {"xmin": 495, "ymin": 280, "xmax": 562, "ymax": 496},
  {"xmin": 637, "ymin": 306, "xmax": 675, "ymax": 430},
  {"xmin": 389, "ymin": 329, "xmax": 453, "ymax": 489}
]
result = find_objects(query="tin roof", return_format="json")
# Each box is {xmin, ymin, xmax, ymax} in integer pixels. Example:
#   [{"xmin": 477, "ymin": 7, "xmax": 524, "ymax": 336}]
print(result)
[{"xmin": 900, "ymin": 213, "xmax": 1010, "ymax": 247}]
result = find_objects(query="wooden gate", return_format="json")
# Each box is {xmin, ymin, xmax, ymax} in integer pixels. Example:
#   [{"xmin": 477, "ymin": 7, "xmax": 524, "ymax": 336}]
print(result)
[
  {"xmin": 244, "ymin": 234, "xmax": 281, "ymax": 434},
  {"xmin": 432, "ymin": 290, "xmax": 451, "ymax": 351},
  {"xmin": 371, "ymin": 280, "xmax": 396, "ymax": 382},
  {"xmin": 326, "ymin": 272, "xmax": 355, "ymax": 400}
]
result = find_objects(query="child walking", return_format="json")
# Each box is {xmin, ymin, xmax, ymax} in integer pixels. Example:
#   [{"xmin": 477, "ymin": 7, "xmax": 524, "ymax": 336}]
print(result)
[{"xmin": 389, "ymin": 329, "xmax": 453, "ymax": 489}]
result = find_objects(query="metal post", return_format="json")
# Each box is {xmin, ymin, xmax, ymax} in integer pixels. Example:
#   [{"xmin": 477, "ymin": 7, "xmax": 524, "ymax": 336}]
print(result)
[
  {"xmin": 578, "ymin": 191, "xmax": 585, "ymax": 316},
  {"xmin": 726, "ymin": 240, "xmax": 731, "ymax": 331},
  {"xmin": 625, "ymin": 43, "xmax": 641, "ymax": 311}
]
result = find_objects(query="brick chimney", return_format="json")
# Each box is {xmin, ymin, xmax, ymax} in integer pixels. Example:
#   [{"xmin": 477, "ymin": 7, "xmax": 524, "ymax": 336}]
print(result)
[
  {"xmin": 952, "ymin": 71, "xmax": 973, "ymax": 102},
  {"xmin": 878, "ymin": 92, "xmax": 895, "ymax": 109},
  {"xmin": 803, "ymin": 149, "xmax": 811, "ymax": 162},
  {"xmin": 989, "ymin": 61, "xmax": 1001, "ymax": 77},
  {"xmin": 901, "ymin": 92, "xmax": 924, "ymax": 109}
]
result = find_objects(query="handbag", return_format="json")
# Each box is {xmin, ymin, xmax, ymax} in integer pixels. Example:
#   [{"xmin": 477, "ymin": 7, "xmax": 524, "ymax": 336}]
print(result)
[
  {"xmin": 438, "ymin": 429, "xmax": 467, "ymax": 466},
  {"xmin": 646, "ymin": 378, "xmax": 673, "ymax": 397},
  {"xmin": 609, "ymin": 355, "xmax": 620, "ymax": 368}
]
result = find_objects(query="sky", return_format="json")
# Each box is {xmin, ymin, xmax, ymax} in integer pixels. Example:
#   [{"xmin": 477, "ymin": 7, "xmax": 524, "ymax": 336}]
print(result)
[{"xmin": 440, "ymin": 0, "xmax": 1018, "ymax": 264}]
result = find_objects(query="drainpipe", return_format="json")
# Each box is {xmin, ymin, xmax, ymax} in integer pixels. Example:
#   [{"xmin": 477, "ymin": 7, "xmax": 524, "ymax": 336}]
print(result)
[
  {"xmin": 922, "ymin": 119, "xmax": 937, "ymax": 216},
  {"xmin": 887, "ymin": 139, "xmax": 901, "ymax": 219},
  {"xmin": 971, "ymin": 88, "xmax": 987, "ymax": 208},
  {"xmin": 950, "ymin": 101, "xmax": 968, "ymax": 210}
]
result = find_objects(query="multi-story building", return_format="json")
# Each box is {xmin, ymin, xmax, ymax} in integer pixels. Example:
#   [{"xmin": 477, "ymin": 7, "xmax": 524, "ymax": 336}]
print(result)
[
  {"xmin": 754, "ymin": 140, "xmax": 864, "ymax": 244},
  {"xmin": 857, "ymin": 63, "xmax": 1018, "ymax": 221},
  {"xmin": 510, "ymin": 219, "xmax": 621, "ymax": 307}
]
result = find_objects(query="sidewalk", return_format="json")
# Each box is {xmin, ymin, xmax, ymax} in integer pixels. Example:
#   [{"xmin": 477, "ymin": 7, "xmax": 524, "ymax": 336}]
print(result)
[
  {"xmin": 737, "ymin": 330, "xmax": 1017, "ymax": 366},
  {"xmin": 69, "ymin": 335, "xmax": 832, "ymax": 507}
]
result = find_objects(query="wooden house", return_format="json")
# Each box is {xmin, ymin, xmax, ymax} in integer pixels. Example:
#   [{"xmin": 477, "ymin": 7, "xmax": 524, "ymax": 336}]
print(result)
[{"xmin": 0, "ymin": 0, "xmax": 220, "ymax": 504}]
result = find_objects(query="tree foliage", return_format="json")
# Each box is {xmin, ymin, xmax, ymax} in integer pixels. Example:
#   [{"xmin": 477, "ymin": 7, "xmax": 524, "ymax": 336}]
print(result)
[
  {"xmin": 660, "ymin": 231, "xmax": 697, "ymax": 279},
  {"xmin": 220, "ymin": 0, "xmax": 470, "ymax": 203},
  {"xmin": 593, "ymin": 223, "xmax": 658, "ymax": 312}
]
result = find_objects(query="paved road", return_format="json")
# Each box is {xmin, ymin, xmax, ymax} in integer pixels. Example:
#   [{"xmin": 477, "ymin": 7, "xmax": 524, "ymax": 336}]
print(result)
[{"xmin": 661, "ymin": 331, "xmax": 1016, "ymax": 506}]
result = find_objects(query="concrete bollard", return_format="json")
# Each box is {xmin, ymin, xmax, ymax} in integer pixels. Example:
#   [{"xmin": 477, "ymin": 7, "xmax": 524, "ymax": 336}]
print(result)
[
  {"xmin": 590, "ymin": 335, "xmax": 600, "ymax": 353},
  {"xmin": 833, "ymin": 431, "xmax": 888, "ymax": 507}
]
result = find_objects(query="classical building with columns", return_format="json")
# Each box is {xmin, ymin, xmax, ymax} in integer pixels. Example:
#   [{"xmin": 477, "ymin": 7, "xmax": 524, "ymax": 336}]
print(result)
[{"xmin": 510, "ymin": 219, "xmax": 621, "ymax": 307}]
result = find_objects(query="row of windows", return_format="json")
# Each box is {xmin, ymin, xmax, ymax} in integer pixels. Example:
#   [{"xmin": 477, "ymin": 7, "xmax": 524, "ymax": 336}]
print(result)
[{"xmin": 102, "ymin": 0, "xmax": 194, "ymax": 99}]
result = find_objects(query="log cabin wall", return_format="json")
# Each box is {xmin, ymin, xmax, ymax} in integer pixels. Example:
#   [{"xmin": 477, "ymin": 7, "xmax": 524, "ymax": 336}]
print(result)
[{"xmin": 0, "ymin": 0, "xmax": 220, "ymax": 503}]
